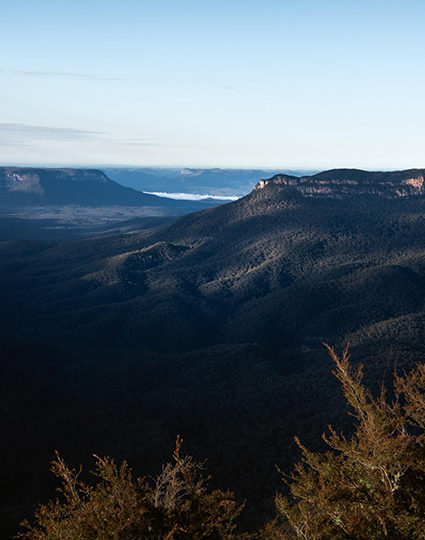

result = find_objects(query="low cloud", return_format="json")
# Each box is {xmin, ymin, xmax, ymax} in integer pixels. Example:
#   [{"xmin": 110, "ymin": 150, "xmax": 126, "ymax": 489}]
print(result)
[
  {"xmin": 0, "ymin": 123, "xmax": 170, "ymax": 150},
  {"xmin": 0, "ymin": 123, "xmax": 102, "ymax": 146},
  {"xmin": 118, "ymin": 137, "xmax": 165, "ymax": 147},
  {"xmin": 12, "ymin": 69, "xmax": 128, "ymax": 81},
  {"xmin": 145, "ymin": 191, "xmax": 238, "ymax": 201}
]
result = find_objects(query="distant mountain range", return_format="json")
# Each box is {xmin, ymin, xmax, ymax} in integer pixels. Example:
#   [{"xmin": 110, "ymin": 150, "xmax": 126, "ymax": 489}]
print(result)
[
  {"xmin": 103, "ymin": 166, "xmax": 314, "ymax": 197},
  {"xmin": 0, "ymin": 166, "xmax": 221, "ymax": 214}
]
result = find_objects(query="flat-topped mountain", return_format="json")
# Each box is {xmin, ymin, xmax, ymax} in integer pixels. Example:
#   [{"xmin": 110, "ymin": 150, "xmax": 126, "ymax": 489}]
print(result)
[
  {"xmin": 0, "ymin": 167, "xmax": 220, "ymax": 213},
  {"xmin": 0, "ymin": 167, "xmax": 149, "ymax": 206},
  {"xmin": 256, "ymin": 168, "xmax": 425, "ymax": 198}
]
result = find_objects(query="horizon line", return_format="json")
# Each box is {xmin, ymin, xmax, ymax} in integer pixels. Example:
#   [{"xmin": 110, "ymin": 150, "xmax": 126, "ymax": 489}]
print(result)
[{"xmin": 1, "ymin": 162, "xmax": 425, "ymax": 173}]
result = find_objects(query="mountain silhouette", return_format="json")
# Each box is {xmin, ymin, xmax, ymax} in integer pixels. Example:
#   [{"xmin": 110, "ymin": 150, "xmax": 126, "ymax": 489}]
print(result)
[{"xmin": 0, "ymin": 166, "xmax": 220, "ymax": 213}]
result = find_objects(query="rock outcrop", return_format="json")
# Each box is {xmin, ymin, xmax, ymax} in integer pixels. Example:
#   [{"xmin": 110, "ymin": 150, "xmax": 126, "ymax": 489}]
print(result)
[{"xmin": 255, "ymin": 168, "xmax": 425, "ymax": 198}]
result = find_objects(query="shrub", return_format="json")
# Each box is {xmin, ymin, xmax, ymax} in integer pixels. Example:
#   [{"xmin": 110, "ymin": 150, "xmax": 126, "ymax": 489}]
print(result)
[
  {"xmin": 17, "ymin": 436, "xmax": 245, "ymax": 539},
  {"xmin": 272, "ymin": 345, "xmax": 425, "ymax": 539}
]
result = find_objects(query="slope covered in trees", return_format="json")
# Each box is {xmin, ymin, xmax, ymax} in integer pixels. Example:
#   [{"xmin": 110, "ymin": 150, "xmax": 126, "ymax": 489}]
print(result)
[{"xmin": 4, "ymin": 171, "xmax": 425, "ymax": 353}]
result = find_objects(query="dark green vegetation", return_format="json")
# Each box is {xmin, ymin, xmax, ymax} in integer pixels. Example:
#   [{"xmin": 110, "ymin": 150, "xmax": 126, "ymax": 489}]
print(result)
[
  {"xmin": 3, "ymin": 168, "xmax": 425, "ymax": 536},
  {"xmin": 0, "ymin": 215, "xmax": 178, "ymax": 242},
  {"xmin": 18, "ymin": 348, "xmax": 425, "ymax": 539},
  {"xmin": 4, "ymin": 168, "xmax": 425, "ymax": 352}
]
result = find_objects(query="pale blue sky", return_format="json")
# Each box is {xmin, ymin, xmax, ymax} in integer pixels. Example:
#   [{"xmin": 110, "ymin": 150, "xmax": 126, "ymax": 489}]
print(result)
[{"xmin": 1, "ymin": 0, "xmax": 425, "ymax": 169}]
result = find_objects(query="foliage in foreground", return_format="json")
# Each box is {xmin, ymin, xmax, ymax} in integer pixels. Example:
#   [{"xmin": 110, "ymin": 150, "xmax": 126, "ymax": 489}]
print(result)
[
  {"xmin": 272, "ymin": 345, "xmax": 425, "ymax": 539},
  {"xmin": 17, "ymin": 436, "xmax": 244, "ymax": 539},
  {"xmin": 18, "ymin": 346, "xmax": 425, "ymax": 539}
]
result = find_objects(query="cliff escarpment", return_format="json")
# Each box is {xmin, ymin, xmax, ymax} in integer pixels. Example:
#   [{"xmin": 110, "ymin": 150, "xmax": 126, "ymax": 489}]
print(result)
[{"xmin": 255, "ymin": 168, "xmax": 425, "ymax": 198}]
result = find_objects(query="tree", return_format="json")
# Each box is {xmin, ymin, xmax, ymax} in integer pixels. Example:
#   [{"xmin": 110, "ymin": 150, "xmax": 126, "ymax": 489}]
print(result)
[{"xmin": 272, "ymin": 345, "xmax": 425, "ymax": 539}]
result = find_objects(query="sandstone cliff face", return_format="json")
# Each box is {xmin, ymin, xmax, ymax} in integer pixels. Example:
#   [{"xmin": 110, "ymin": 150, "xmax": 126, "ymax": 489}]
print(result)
[
  {"xmin": 3, "ymin": 171, "xmax": 45, "ymax": 194},
  {"xmin": 255, "ymin": 169, "xmax": 425, "ymax": 198},
  {"xmin": 0, "ymin": 167, "xmax": 109, "ymax": 188}
]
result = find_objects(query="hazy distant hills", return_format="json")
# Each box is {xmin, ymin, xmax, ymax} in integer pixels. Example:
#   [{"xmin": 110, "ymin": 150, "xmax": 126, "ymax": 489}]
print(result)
[
  {"xmin": 0, "ymin": 166, "xmax": 221, "ymax": 212},
  {"xmin": 0, "ymin": 167, "xmax": 227, "ymax": 240},
  {"xmin": 103, "ymin": 166, "xmax": 313, "ymax": 197}
]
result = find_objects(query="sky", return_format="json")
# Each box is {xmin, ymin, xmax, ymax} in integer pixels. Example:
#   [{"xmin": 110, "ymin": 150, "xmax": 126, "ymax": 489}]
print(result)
[{"xmin": 1, "ymin": 0, "xmax": 425, "ymax": 169}]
